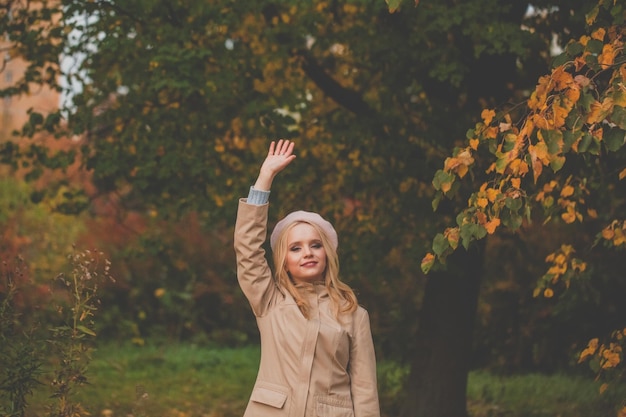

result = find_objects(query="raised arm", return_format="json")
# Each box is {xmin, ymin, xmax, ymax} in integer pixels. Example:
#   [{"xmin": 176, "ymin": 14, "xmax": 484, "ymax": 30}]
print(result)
[{"xmin": 234, "ymin": 140, "xmax": 296, "ymax": 317}]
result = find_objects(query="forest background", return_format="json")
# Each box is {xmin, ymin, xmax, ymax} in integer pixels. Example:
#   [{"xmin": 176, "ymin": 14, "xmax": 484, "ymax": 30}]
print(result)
[{"xmin": 1, "ymin": 0, "xmax": 625, "ymax": 416}]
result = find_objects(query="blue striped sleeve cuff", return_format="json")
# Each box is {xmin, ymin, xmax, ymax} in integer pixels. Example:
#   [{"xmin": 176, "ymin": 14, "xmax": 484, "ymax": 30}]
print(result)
[{"xmin": 246, "ymin": 186, "xmax": 270, "ymax": 205}]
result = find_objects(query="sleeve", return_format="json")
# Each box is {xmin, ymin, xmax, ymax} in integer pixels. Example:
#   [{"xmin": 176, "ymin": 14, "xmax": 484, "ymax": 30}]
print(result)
[
  {"xmin": 349, "ymin": 308, "xmax": 381, "ymax": 417},
  {"xmin": 247, "ymin": 186, "xmax": 270, "ymax": 205},
  {"xmin": 233, "ymin": 198, "xmax": 278, "ymax": 317}
]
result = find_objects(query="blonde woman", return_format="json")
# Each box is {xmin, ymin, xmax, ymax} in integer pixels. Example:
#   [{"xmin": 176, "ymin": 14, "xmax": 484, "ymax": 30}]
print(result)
[{"xmin": 234, "ymin": 139, "xmax": 380, "ymax": 417}]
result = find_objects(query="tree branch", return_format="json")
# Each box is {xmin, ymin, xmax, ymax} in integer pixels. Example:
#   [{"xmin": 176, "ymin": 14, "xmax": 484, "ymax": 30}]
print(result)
[{"xmin": 296, "ymin": 50, "xmax": 378, "ymax": 120}]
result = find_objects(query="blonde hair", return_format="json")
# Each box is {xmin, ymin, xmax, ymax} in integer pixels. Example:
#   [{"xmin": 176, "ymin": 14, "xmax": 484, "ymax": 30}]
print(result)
[{"xmin": 272, "ymin": 220, "xmax": 358, "ymax": 319}]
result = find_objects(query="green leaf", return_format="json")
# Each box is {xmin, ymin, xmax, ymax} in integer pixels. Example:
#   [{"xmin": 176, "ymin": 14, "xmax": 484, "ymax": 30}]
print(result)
[
  {"xmin": 432, "ymin": 170, "xmax": 455, "ymax": 193},
  {"xmin": 542, "ymin": 129, "xmax": 563, "ymax": 154},
  {"xmin": 578, "ymin": 133, "xmax": 593, "ymax": 153},
  {"xmin": 550, "ymin": 155, "xmax": 566, "ymax": 172},
  {"xmin": 76, "ymin": 325, "xmax": 96, "ymax": 337},
  {"xmin": 563, "ymin": 130, "xmax": 581, "ymax": 152},
  {"xmin": 586, "ymin": 39, "xmax": 604, "ymax": 54},
  {"xmin": 432, "ymin": 191, "xmax": 443, "ymax": 211},
  {"xmin": 386, "ymin": 0, "xmax": 402, "ymax": 12},
  {"xmin": 588, "ymin": 136, "xmax": 601, "ymax": 155},
  {"xmin": 501, "ymin": 210, "xmax": 523, "ymax": 230},
  {"xmin": 565, "ymin": 41, "xmax": 584, "ymax": 57},
  {"xmin": 610, "ymin": 106, "xmax": 626, "ymax": 130},
  {"xmin": 433, "ymin": 233, "xmax": 449, "ymax": 256},
  {"xmin": 475, "ymin": 224, "xmax": 487, "ymax": 240},
  {"xmin": 604, "ymin": 127, "xmax": 626, "ymax": 152},
  {"xmin": 578, "ymin": 92, "xmax": 596, "ymax": 111},
  {"xmin": 505, "ymin": 196, "xmax": 522, "ymax": 211},
  {"xmin": 459, "ymin": 223, "xmax": 474, "ymax": 250}
]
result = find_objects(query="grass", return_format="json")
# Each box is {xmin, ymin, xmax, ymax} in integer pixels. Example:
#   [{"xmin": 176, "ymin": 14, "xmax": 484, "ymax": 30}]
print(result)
[
  {"xmin": 23, "ymin": 342, "xmax": 625, "ymax": 417},
  {"xmin": 467, "ymin": 371, "xmax": 625, "ymax": 417}
]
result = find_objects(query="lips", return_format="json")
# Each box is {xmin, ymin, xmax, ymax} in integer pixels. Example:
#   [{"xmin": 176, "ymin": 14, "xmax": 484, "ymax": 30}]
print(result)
[{"xmin": 301, "ymin": 261, "xmax": 318, "ymax": 267}]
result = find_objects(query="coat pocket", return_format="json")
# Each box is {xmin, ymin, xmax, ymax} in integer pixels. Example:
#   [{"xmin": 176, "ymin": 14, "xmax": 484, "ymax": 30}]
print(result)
[
  {"xmin": 315, "ymin": 395, "xmax": 354, "ymax": 417},
  {"xmin": 249, "ymin": 381, "xmax": 290, "ymax": 412}
]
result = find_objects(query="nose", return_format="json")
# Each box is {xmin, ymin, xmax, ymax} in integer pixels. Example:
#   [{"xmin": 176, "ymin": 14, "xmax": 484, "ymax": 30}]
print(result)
[{"xmin": 303, "ymin": 246, "xmax": 313, "ymax": 257}]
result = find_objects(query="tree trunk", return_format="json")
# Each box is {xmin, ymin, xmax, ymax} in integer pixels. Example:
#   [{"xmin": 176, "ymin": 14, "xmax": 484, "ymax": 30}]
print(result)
[{"xmin": 401, "ymin": 242, "xmax": 484, "ymax": 417}]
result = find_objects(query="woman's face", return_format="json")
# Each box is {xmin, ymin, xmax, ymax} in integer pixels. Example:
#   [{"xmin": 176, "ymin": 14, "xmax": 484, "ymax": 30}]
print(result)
[{"xmin": 285, "ymin": 223, "xmax": 327, "ymax": 283}]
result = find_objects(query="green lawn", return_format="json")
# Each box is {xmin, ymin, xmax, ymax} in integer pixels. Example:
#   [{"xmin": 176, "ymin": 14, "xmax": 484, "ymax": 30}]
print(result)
[{"xmin": 23, "ymin": 343, "xmax": 624, "ymax": 417}]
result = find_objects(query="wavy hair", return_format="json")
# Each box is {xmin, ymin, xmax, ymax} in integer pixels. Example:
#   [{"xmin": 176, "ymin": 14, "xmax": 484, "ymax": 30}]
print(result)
[{"xmin": 272, "ymin": 220, "xmax": 358, "ymax": 319}]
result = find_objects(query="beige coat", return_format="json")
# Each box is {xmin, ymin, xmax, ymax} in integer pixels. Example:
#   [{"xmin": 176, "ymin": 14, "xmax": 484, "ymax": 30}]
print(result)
[{"xmin": 234, "ymin": 200, "xmax": 380, "ymax": 417}]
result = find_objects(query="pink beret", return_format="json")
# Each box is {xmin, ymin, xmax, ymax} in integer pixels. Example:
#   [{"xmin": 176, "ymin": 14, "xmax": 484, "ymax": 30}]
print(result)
[{"xmin": 270, "ymin": 210, "xmax": 338, "ymax": 251}]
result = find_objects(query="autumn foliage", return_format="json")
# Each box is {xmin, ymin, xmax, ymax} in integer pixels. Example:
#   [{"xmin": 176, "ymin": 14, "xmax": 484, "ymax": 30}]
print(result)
[{"xmin": 423, "ymin": 0, "xmax": 625, "ymax": 392}]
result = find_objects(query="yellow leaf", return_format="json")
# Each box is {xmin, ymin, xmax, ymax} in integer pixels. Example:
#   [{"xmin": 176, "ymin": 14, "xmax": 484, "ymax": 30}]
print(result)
[
  {"xmin": 572, "ymin": 259, "xmax": 587, "ymax": 272},
  {"xmin": 510, "ymin": 178, "xmax": 521, "ymax": 189},
  {"xmin": 477, "ymin": 197, "xmax": 488, "ymax": 208},
  {"xmin": 543, "ymin": 288, "xmax": 554, "ymax": 298},
  {"xmin": 599, "ymin": 383, "xmax": 609, "ymax": 395},
  {"xmin": 579, "ymin": 338, "xmax": 599, "ymax": 362},
  {"xmin": 560, "ymin": 185, "xmax": 575, "ymax": 197},
  {"xmin": 552, "ymin": 66, "xmax": 573, "ymax": 91},
  {"xmin": 587, "ymin": 208, "xmax": 598, "ymax": 219},
  {"xmin": 486, "ymin": 188, "xmax": 499, "ymax": 203},
  {"xmin": 457, "ymin": 164, "xmax": 469, "ymax": 178},
  {"xmin": 469, "ymin": 138, "xmax": 479, "ymax": 150}
]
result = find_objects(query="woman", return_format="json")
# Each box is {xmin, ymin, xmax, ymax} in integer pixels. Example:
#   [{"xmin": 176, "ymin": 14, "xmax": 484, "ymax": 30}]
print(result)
[{"xmin": 234, "ymin": 139, "xmax": 380, "ymax": 417}]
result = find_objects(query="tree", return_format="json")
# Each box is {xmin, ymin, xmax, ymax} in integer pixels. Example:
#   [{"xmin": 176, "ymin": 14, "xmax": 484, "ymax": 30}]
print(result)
[
  {"xmin": 421, "ymin": 0, "xmax": 626, "ymax": 412},
  {"xmin": 1, "ymin": 0, "xmax": 608, "ymax": 416}
]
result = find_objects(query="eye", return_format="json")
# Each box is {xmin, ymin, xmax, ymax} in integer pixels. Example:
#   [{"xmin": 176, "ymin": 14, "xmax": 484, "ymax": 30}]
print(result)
[
  {"xmin": 311, "ymin": 243, "xmax": 322, "ymax": 249},
  {"xmin": 289, "ymin": 246, "xmax": 301, "ymax": 252}
]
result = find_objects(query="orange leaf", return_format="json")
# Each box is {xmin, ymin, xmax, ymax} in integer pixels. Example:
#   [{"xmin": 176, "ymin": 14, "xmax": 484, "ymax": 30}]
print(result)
[
  {"xmin": 602, "ymin": 227, "xmax": 615, "ymax": 240},
  {"xmin": 561, "ymin": 206, "xmax": 577, "ymax": 224},
  {"xmin": 421, "ymin": 253, "xmax": 435, "ymax": 274},
  {"xmin": 591, "ymin": 28, "xmax": 606, "ymax": 41},
  {"xmin": 552, "ymin": 66, "xmax": 574, "ymax": 91},
  {"xmin": 481, "ymin": 109, "xmax": 496, "ymax": 125},
  {"xmin": 444, "ymin": 227, "xmax": 460, "ymax": 249},
  {"xmin": 552, "ymin": 99, "xmax": 570, "ymax": 128},
  {"xmin": 543, "ymin": 288, "xmax": 554, "ymax": 298},
  {"xmin": 484, "ymin": 126, "xmax": 499, "ymax": 139},
  {"xmin": 619, "ymin": 168, "xmax": 626, "ymax": 180},
  {"xmin": 485, "ymin": 218, "xmax": 500, "ymax": 234},
  {"xmin": 599, "ymin": 44, "xmax": 616, "ymax": 68},
  {"xmin": 510, "ymin": 178, "xmax": 521, "ymax": 189}
]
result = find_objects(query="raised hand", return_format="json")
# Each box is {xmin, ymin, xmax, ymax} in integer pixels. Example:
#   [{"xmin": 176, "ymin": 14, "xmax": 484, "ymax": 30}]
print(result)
[{"xmin": 254, "ymin": 139, "xmax": 296, "ymax": 191}]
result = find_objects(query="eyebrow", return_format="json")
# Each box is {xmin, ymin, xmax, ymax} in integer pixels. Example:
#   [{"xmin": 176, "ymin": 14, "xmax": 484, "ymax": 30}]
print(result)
[{"xmin": 288, "ymin": 239, "xmax": 323, "ymax": 246}]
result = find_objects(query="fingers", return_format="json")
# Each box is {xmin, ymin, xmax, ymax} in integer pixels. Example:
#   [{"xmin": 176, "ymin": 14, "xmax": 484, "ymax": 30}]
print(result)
[{"xmin": 269, "ymin": 139, "xmax": 295, "ymax": 156}]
